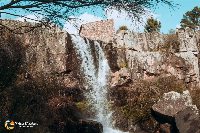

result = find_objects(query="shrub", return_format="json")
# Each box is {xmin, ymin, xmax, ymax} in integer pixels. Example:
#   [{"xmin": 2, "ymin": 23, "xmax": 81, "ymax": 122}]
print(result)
[
  {"xmin": 189, "ymin": 88, "xmax": 200, "ymax": 110},
  {"xmin": 162, "ymin": 33, "xmax": 180, "ymax": 53},
  {"xmin": 75, "ymin": 101, "xmax": 89, "ymax": 114},
  {"xmin": 108, "ymin": 39, "xmax": 113, "ymax": 43},
  {"xmin": 121, "ymin": 45, "xmax": 126, "ymax": 51},
  {"xmin": 119, "ymin": 62, "xmax": 128, "ymax": 68},
  {"xmin": 168, "ymin": 29, "xmax": 176, "ymax": 35},
  {"xmin": 119, "ymin": 25, "xmax": 128, "ymax": 30},
  {"xmin": 144, "ymin": 17, "xmax": 161, "ymax": 33}
]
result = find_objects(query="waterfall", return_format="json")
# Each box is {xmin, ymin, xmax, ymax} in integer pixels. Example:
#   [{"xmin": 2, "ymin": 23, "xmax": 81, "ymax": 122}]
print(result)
[{"xmin": 71, "ymin": 35, "xmax": 127, "ymax": 133}]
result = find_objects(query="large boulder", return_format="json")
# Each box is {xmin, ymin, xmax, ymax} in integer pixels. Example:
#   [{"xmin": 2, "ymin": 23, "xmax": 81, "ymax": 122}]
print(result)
[
  {"xmin": 152, "ymin": 90, "xmax": 193, "ymax": 124},
  {"xmin": 152, "ymin": 90, "xmax": 200, "ymax": 133},
  {"xmin": 175, "ymin": 106, "xmax": 200, "ymax": 133}
]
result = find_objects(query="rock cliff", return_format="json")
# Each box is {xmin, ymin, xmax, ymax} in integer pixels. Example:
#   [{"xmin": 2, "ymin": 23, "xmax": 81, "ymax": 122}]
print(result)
[
  {"xmin": 1, "ymin": 19, "xmax": 200, "ymax": 133},
  {"xmin": 103, "ymin": 28, "xmax": 200, "ymax": 88}
]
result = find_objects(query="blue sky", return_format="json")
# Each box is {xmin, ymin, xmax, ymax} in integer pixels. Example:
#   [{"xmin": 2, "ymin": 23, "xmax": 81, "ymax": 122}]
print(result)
[{"xmin": 0, "ymin": 0, "xmax": 200, "ymax": 35}]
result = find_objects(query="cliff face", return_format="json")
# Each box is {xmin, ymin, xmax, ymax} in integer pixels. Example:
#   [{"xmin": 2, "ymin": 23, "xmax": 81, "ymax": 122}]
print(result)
[
  {"xmin": 0, "ymin": 19, "xmax": 103, "ymax": 133},
  {"xmin": 1, "ymin": 19, "xmax": 200, "ymax": 133},
  {"xmin": 2, "ymin": 18, "xmax": 200, "ymax": 101},
  {"xmin": 0, "ymin": 19, "xmax": 82, "ymax": 88},
  {"xmin": 78, "ymin": 19, "xmax": 200, "ymax": 87},
  {"xmin": 103, "ymin": 28, "xmax": 200, "ymax": 88}
]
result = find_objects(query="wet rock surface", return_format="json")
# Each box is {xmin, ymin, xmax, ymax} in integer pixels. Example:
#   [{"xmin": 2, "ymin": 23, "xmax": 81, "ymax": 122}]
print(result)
[{"xmin": 78, "ymin": 119, "xmax": 103, "ymax": 133}]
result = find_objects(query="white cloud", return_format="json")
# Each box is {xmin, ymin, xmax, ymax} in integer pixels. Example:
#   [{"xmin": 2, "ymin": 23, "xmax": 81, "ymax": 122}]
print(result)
[
  {"xmin": 63, "ymin": 12, "xmax": 103, "ymax": 35},
  {"xmin": 104, "ymin": 6, "xmax": 160, "ymax": 33},
  {"xmin": 15, "ymin": 14, "xmax": 44, "ymax": 23},
  {"xmin": 63, "ymin": 8, "xmax": 160, "ymax": 35},
  {"xmin": 175, "ymin": 24, "xmax": 181, "ymax": 31}
]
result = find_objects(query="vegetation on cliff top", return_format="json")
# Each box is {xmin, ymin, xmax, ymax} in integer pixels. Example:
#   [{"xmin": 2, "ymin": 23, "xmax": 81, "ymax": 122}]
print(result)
[
  {"xmin": 0, "ymin": 0, "xmax": 179, "ymax": 34},
  {"xmin": 118, "ymin": 25, "xmax": 129, "ymax": 30},
  {"xmin": 144, "ymin": 17, "xmax": 161, "ymax": 33},
  {"xmin": 180, "ymin": 6, "xmax": 200, "ymax": 31}
]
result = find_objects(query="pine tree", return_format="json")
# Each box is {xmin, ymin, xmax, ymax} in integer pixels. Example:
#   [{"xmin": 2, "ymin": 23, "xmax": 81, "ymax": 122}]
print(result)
[
  {"xmin": 144, "ymin": 17, "xmax": 161, "ymax": 33},
  {"xmin": 180, "ymin": 6, "xmax": 200, "ymax": 31}
]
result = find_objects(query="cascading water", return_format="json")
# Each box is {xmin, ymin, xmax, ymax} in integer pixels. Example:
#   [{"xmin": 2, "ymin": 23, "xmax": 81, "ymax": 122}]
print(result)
[{"xmin": 71, "ymin": 35, "xmax": 127, "ymax": 133}]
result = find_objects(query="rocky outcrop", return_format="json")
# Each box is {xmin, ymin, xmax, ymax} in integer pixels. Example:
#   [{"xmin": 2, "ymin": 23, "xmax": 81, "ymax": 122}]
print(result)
[
  {"xmin": 78, "ymin": 119, "xmax": 103, "ymax": 133},
  {"xmin": 0, "ymin": 19, "xmax": 81, "ymax": 86},
  {"xmin": 113, "ymin": 30, "xmax": 168, "ymax": 51},
  {"xmin": 2, "ymin": 19, "xmax": 200, "ymax": 133},
  {"xmin": 0, "ymin": 19, "xmax": 103, "ymax": 133},
  {"xmin": 152, "ymin": 90, "xmax": 199, "ymax": 133},
  {"xmin": 175, "ymin": 106, "xmax": 200, "ymax": 133},
  {"xmin": 79, "ymin": 19, "xmax": 115, "ymax": 42},
  {"xmin": 103, "ymin": 27, "xmax": 200, "ymax": 87}
]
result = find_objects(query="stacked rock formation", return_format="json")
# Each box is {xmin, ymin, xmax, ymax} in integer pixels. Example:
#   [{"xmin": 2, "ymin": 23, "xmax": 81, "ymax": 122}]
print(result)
[{"xmin": 79, "ymin": 19, "xmax": 115, "ymax": 42}]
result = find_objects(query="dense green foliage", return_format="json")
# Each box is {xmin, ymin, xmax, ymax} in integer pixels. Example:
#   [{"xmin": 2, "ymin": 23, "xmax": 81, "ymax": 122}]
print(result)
[
  {"xmin": 180, "ymin": 6, "xmax": 200, "ymax": 31},
  {"xmin": 118, "ymin": 25, "xmax": 128, "ymax": 30},
  {"xmin": 144, "ymin": 17, "xmax": 161, "ymax": 33},
  {"xmin": 119, "ymin": 62, "xmax": 128, "ymax": 68},
  {"xmin": 120, "ymin": 45, "xmax": 126, "ymax": 51}
]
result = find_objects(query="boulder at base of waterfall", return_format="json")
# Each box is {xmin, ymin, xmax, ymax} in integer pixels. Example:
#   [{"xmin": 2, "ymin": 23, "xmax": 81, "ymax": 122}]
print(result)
[
  {"xmin": 175, "ymin": 106, "xmax": 200, "ymax": 133},
  {"xmin": 78, "ymin": 119, "xmax": 103, "ymax": 133},
  {"xmin": 152, "ymin": 90, "xmax": 193, "ymax": 124}
]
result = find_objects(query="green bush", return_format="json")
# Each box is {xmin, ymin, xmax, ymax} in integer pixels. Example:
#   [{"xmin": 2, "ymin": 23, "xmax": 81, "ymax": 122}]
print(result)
[
  {"xmin": 121, "ymin": 45, "xmax": 126, "ymax": 51},
  {"xmin": 109, "ymin": 39, "xmax": 113, "ymax": 43},
  {"xmin": 144, "ymin": 17, "xmax": 161, "ymax": 33},
  {"xmin": 119, "ymin": 25, "xmax": 128, "ymax": 30},
  {"xmin": 75, "ymin": 101, "xmax": 89, "ymax": 114},
  {"xmin": 119, "ymin": 62, "xmax": 128, "ymax": 68}
]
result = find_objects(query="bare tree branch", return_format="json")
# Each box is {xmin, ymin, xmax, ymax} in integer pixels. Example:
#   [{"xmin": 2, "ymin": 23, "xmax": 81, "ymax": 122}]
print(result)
[
  {"xmin": 0, "ymin": 0, "xmax": 21, "ymax": 10},
  {"xmin": 9, "ymin": 2, "xmax": 46, "ymax": 9}
]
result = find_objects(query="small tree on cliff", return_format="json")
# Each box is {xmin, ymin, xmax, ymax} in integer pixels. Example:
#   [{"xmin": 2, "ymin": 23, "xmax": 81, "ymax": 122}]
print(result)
[
  {"xmin": 144, "ymin": 17, "xmax": 161, "ymax": 33},
  {"xmin": 180, "ymin": 6, "xmax": 200, "ymax": 31},
  {"xmin": 168, "ymin": 29, "xmax": 176, "ymax": 35}
]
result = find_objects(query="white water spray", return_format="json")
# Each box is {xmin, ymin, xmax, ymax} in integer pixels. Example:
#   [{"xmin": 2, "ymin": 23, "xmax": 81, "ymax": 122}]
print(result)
[{"xmin": 71, "ymin": 35, "xmax": 127, "ymax": 133}]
